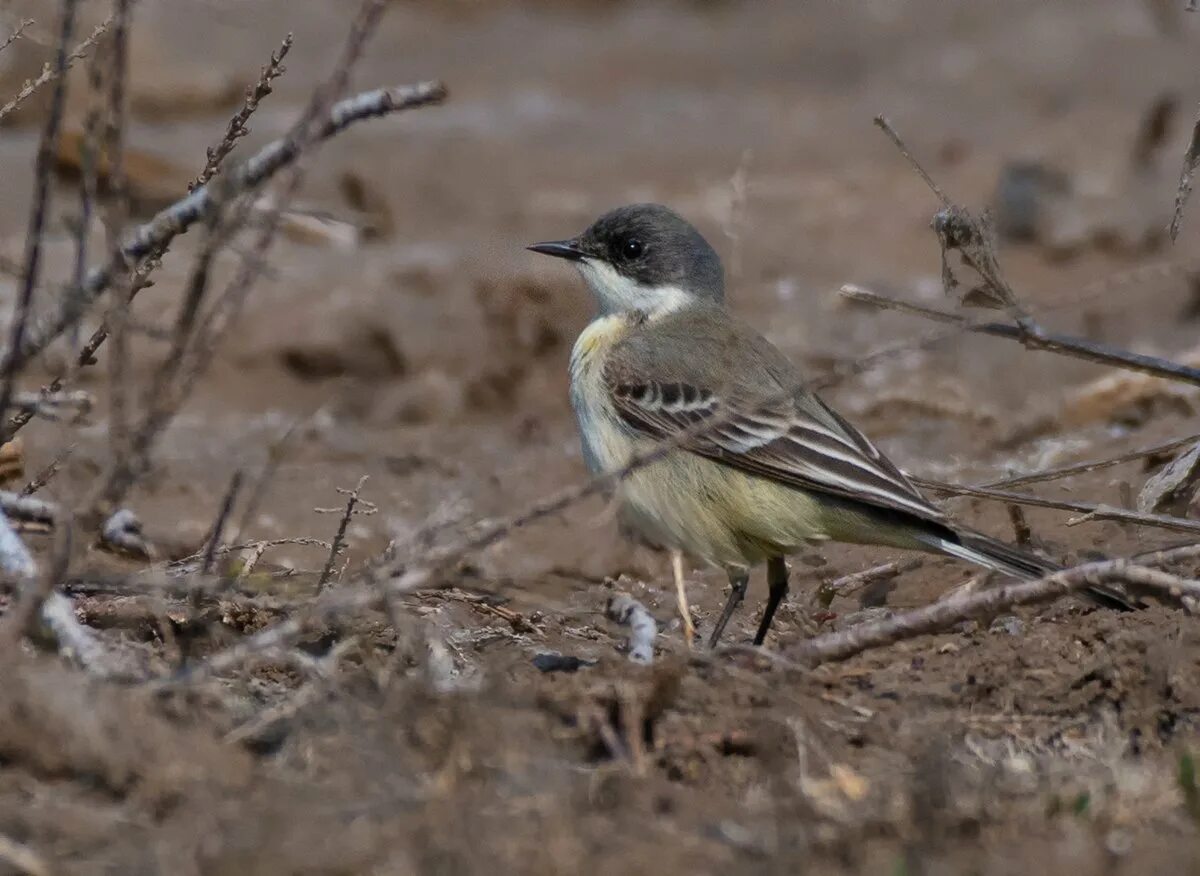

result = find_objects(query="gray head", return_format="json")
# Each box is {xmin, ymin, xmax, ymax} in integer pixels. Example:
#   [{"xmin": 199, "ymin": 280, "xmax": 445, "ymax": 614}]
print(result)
[{"xmin": 528, "ymin": 203, "xmax": 725, "ymax": 315}]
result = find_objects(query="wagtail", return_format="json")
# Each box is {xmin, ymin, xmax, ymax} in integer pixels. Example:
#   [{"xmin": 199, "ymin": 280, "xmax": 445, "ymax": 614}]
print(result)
[{"xmin": 529, "ymin": 203, "xmax": 1132, "ymax": 648}]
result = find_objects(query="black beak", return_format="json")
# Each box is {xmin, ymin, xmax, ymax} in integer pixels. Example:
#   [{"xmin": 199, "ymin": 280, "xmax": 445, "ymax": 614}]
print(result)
[{"xmin": 527, "ymin": 239, "xmax": 585, "ymax": 261}]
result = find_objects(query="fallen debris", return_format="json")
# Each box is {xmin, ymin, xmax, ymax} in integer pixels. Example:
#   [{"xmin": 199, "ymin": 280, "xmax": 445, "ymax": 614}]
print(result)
[
  {"xmin": 606, "ymin": 593, "xmax": 656, "ymax": 665},
  {"xmin": 1137, "ymin": 440, "xmax": 1200, "ymax": 516}
]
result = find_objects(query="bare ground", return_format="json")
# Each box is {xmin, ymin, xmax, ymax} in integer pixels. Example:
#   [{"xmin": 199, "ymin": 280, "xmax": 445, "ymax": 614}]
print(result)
[{"xmin": 2, "ymin": 0, "xmax": 1200, "ymax": 872}]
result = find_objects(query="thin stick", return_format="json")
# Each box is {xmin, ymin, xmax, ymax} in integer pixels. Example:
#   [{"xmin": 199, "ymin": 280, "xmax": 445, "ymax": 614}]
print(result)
[
  {"xmin": 0, "ymin": 78, "xmax": 448, "ymax": 378},
  {"xmin": 193, "ymin": 33, "xmax": 293, "ymax": 191},
  {"xmin": 791, "ymin": 546, "xmax": 1200, "ymax": 666},
  {"xmin": 814, "ymin": 558, "xmax": 923, "ymax": 607},
  {"xmin": 670, "ymin": 549, "xmax": 694, "ymax": 648},
  {"xmin": 915, "ymin": 477, "xmax": 1200, "ymax": 536},
  {"xmin": 840, "ymin": 284, "xmax": 1200, "ymax": 388},
  {"xmin": 233, "ymin": 417, "xmax": 304, "ymax": 541},
  {"xmin": 0, "ymin": 18, "xmax": 34, "ymax": 55},
  {"xmin": 1169, "ymin": 101, "xmax": 1200, "ymax": 242},
  {"xmin": 20, "ymin": 443, "xmax": 75, "ymax": 496},
  {"xmin": 201, "ymin": 470, "xmax": 243, "ymax": 575},
  {"xmin": 103, "ymin": 0, "xmax": 134, "ymax": 475},
  {"xmin": 0, "ymin": 0, "xmax": 79, "ymax": 423},
  {"xmin": 2, "ymin": 34, "xmax": 300, "ymax": 443},
  {"xmin": 873, "ymin": 115, "xmax": 951, "ymax": 207},
  {"xmin": 0, "ymin": 13, "xmax": 110, "ymax": 125},
  {"xmin": 983, "ymin": 433, "xmax": 1200, "ymax": 489},
  {"xmin": 317, "ymin": 476, "xmax": 368, "ymax": 592}
]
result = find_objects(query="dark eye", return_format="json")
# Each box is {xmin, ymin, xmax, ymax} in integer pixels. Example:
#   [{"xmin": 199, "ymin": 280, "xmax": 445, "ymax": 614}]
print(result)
[{"xmin": 621, "ymin": 238, "xmax": 643, "ymax": 260}]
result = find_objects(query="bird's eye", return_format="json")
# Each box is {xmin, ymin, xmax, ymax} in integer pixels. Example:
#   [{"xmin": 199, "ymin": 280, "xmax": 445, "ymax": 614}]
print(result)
[{"xmin": 621, "ymin": 238, "xmax": 643, "ymax": 260}]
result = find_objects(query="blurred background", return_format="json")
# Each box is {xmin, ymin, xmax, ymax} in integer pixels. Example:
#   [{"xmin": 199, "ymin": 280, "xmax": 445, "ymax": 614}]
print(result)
[
  {"xmin": 1, "ymin": 1, "xmax": 1199, "ymax": 872},
  {"xmin": 1, "ymin": 0, "xmax": 1196, "ymax": 574}
]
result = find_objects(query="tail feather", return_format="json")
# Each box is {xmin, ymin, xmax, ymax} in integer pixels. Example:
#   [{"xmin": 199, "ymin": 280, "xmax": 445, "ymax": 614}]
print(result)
[{"xmin": 923, "ymin": 528, "xmax": 1137, "ymax": 611}]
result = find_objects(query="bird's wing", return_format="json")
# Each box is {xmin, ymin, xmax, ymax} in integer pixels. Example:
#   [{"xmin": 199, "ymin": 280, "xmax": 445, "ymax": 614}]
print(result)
[{"xmin": 602, "ymin": 309, "xmax": 948, "ymax": 523}]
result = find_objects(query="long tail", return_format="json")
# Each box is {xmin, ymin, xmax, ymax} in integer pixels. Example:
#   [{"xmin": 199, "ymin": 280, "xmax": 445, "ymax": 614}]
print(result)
[{"xmin": 921, "ymin": 528, "xmax": 1138, "ymax": 611}]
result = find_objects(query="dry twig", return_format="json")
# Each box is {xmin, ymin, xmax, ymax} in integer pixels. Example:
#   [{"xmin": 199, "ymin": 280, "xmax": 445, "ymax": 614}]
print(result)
[
  {"xmin": 19, "ymin": 443, "xmax": 74, "ymax": 496},
  {"xmin": 0, "ymin": 13, "xmax": 110, "ymax": 124},
  {"xmin": 316, "ymin": 475, "xmax": 372, "ymax": 592},
  {"xmin": 840, "ymin": 284, "xmax": 1200, "ymax": 388},
  {"xmin": 0, "ymin": 78, "xmax": 447, "ymax": 381},
  {"xmin": 3, "ymin": 33, "xmax": 298, "ymax": 444},
  {"xmin": 790, "ymin": 545, "xmax": 1200, "ymax": 666},
  {"xmin": 0, "ymin": 0, "xmax": 79, "ymax": 424},
  {"xmin": 0, "ymin": 17, "xmax": 33, "ymax": 55},
  {"xmin": 1169, "ymin": 101, "xmax": 1200, "ymax": 241},
  {"xmin": 917, "ymin": 477, "xmax": 1200, "ymax": 536},
  {"xmin": 201, "ymin": 470, "xmax": 244, "ymax": 574},
  {"xmin": 814, "ymin": 558, "xmax": 923, "ymax": 608},
  {"xmin": 984, "ymin": 433, "xmax": 1200, "ymax": 489},
  {"xmin": 193, "ymin": 33, "xmax": 293, "ymax": 190}
]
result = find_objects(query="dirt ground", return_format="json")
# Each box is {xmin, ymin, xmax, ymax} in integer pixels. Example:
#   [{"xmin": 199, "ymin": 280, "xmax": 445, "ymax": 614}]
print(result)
[{"xmin": 2, "ymin": 0, "xmax": 1200, "ymax": 873}]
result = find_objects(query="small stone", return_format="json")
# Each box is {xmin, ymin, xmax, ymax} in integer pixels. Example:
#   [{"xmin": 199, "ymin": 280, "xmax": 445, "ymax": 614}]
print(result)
[{"xmin": 990, "ymin": 615, "xmax": 1025, "ymax": 637}]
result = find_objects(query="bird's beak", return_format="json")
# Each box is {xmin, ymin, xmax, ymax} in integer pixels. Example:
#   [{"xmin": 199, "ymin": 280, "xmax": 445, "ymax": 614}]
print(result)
[{"xmin": 526, "ymin": 238, "xmax": 585, "ymax": 261}]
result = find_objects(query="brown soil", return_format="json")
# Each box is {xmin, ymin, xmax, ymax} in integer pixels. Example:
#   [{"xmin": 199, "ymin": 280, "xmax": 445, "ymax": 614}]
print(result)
[{"xmin": 2, "ymin": 1, "xmax": 1200, "ymax": 872}]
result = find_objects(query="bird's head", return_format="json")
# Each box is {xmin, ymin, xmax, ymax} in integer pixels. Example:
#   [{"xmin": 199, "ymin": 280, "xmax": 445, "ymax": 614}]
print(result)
[{"xmin": 529, "ymin": 203, "xmax": 725, "ymax": 316}]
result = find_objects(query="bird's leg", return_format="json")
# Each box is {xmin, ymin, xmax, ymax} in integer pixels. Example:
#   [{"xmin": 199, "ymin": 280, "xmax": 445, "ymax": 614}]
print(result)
[
  {"xmin": 670, "ymin": 549, "xmax": 695, "ymax": 648},
  {"xmin": 753, "ymin": 556, "xmax": 789, "ymax": 645},
  {"xmin": 708, "ymin": 569, "xmax": 749, "ymax": 648}
]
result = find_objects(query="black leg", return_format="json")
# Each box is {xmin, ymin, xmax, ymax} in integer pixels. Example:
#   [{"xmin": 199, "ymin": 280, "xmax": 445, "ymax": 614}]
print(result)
[
  {"xmin": 753, "ymin": 556, "xmax": 789, "ymax": 645},
  {"xmin": 708, "ymin": 571, "xmax": 749, "ymax": 648}
]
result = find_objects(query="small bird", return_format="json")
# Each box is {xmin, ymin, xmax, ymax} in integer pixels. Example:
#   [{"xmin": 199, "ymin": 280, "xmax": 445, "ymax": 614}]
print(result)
[{"xmin": 529, "ymin": 204, "xmax": 1131, "ymax": 648}]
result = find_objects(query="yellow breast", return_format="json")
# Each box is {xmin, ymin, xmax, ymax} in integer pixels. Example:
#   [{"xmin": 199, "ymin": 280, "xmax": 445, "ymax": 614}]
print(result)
[{"xmin": 569, "ymin": 314, "xmax": 635, "ymax": 475}]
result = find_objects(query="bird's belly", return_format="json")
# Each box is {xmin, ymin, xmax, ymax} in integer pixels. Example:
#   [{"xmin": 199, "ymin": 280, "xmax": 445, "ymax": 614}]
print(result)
[
  {"xmin": 567, "ymin": 318, "xmax": 828, "ymax": 568},
  {"xmin": 571, "ymin": 416, "xmax": 829, "ymax": 567},
  {"xmin": 620, "ymin": 453, "xmax": 830, "ymax": 568}
]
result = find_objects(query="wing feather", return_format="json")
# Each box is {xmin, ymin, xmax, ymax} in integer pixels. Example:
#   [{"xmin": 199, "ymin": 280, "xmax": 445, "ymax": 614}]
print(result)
[{"xmin": 608, "ymin": 375, "xmax": 946, "ymax": 522}]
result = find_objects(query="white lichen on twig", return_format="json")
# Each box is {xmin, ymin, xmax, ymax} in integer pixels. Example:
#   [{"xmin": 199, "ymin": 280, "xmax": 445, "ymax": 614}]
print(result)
[{"xmin": 606, "ymin": 593, "xmax": 657, "ymax": 664}]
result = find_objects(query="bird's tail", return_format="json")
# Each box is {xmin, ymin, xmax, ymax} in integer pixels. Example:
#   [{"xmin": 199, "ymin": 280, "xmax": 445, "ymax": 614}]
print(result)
[{"xmin": 922, "ymin": 527, "xmax": 1137, "ymax": 611}]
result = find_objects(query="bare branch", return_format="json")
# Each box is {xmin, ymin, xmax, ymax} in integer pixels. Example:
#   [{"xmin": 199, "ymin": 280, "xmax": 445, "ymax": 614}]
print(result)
[
  {"xmin": 790, "ymin": 546, "xmax": 1200, "ymax": 666},
  {"xmin": 1169, "ymin": 101, "xmax": 1200, "ymax": 241},
  {"xmin": 0, "ymin": 78, "xmax": 448, "ymax": 379},
  {"xmin": 201, "ymin": 470, "xmax": 243, "ymax": 574},
  {"xmin": 984, "ymin": 432, "xmax": 1200, "ymax": 489},
  {"xmin": 840, "ymin": 284, "xmax": 1200, "ymax": 388},
  {"xmin": 0, "ymin": 13, "xmax": 110, "ymax": 125},
  {"xmin": 20, "ymin": 442, "xmax": 74, "ymax": 496},
  {"xmin": 0, "ymin": 0, "xmax": 80, "ymax": 423},
  {"xmin": 192, "ymin": 33, "xmax": 293, "ymax": 191},
  {"xmin": 3, "ymin": 34, "xmax": 298, "ymax": 443},
  {"xmin": 813, "ymin": 558, "xmax": 923, "ymax": 608},
  {"xmin": 0, "ymin": 17, "xmax": 33, "ymax": 55},
  {"xmin": 915, "ymin": 477, "xmax": 1200, "ymax": 536},
  {"xmin": 874, "ymin": 116, "xmax": 1024, "ymax": 315},
  {"xmin": 317, "ymin": 475, "xmax": 369, "ymax": 592}
]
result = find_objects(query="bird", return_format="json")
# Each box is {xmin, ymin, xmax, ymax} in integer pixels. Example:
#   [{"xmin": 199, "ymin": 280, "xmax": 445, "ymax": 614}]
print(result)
[{"xmin": 528, "ymin": 203, "xmax": 1132, "ymax": 648}]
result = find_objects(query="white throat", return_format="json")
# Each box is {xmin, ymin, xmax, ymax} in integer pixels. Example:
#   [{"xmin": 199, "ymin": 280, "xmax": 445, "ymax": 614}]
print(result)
[{"xmin": 577, "ymin": 258, "xmax": 691, "ymax": 317}]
